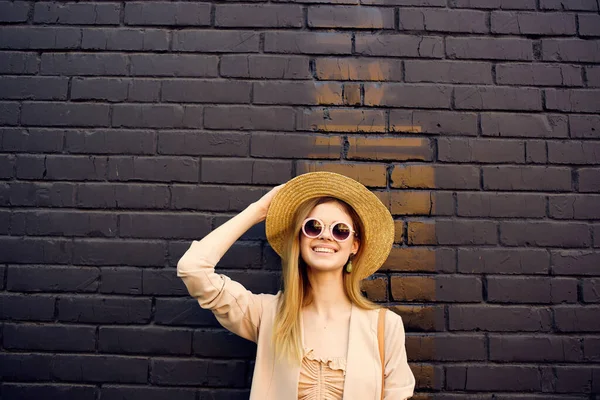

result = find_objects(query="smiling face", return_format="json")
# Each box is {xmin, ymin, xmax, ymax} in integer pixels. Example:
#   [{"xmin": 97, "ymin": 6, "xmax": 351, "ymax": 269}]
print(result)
[{"xmin": 299, "ymin": 200, "xmax": 360, "ymax": 273}]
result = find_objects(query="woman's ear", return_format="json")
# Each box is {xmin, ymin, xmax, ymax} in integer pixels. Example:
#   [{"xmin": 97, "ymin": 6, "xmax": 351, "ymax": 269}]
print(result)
[{"xmin": 351, "ymin": 238, "xmax": 360, "ymax": 255}]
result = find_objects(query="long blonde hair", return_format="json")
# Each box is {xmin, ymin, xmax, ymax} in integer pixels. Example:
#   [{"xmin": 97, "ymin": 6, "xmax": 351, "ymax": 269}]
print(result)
[{"xmin": 273, "ymin": 197, "xmax": 377, "ymax": 362}]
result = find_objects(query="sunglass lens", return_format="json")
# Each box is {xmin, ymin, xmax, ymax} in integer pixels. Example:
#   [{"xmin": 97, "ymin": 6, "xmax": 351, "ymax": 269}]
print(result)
[
  {"xmin": 304, "ymin": 219, "xmax": 323, "ymax": 237},
  {"xmin": 332, "ymin": 222, "xmax": 351, "ymax": 241}
]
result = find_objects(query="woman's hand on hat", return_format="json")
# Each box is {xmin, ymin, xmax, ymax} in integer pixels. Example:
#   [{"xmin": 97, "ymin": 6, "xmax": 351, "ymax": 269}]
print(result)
[{"xmin": 252, "ymin": 184, "xmax": 285, "ymax": 222}]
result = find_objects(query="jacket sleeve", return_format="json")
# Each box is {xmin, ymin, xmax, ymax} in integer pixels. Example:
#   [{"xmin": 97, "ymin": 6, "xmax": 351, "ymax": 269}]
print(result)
[
  {"xmin": 383, "ymin": 311, "xmax": 416, "ymax": 400},
  {"xmin": 177, "ymin": 240, "xmax": 272, "ymax": 343}
]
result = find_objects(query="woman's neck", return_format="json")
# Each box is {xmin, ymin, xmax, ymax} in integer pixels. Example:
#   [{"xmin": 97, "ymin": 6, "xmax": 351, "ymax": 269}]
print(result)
[{"xmin": 304, "ymin": 270, "xmax": 351, "ymax": 317}]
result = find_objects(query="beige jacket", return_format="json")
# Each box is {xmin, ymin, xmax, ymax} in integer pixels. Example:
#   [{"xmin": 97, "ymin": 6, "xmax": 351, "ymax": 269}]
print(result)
[{"xmin": 178, "ymin": 240, "xmax": 415, "ymax": 400}]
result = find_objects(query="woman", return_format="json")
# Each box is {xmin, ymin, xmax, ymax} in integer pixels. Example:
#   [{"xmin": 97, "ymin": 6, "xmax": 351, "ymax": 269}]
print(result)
[{"xmin": 178, "ymin": 172, "xmax": 415, "ymax": 399}]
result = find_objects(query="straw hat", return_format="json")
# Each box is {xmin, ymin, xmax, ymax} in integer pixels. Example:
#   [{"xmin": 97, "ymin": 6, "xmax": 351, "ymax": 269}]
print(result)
[{"xmin": 265, "ymin": 172, "xmax": 394, "ymax": 279}]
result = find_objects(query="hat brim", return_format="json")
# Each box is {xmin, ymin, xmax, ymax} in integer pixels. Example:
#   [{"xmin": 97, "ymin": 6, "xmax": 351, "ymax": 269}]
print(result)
[{"xmin": 265, "ymin": 172, "xmax": 394, "ymax": 279}]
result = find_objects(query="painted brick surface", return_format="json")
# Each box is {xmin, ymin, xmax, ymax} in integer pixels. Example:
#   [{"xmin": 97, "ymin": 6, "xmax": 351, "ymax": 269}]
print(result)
[{"xmin": 0, "ymin": 1, "xmax": 598, "ymax": 399}]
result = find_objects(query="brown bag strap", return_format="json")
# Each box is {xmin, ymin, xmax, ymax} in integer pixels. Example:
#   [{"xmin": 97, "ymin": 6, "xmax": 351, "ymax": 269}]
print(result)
[{"xmin": 377, "ymin": 308, "xmax": 386, "ymax": 400}]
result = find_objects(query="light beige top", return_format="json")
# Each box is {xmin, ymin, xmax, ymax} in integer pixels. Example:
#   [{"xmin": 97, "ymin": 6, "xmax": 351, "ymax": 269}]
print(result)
[
  {"xmin": 178, "ymin": 240, "xmax": 415, "ymax": 400},
  {"xmin": 299, "ymin": 348, "xmax": 346, "ymax": 400}
]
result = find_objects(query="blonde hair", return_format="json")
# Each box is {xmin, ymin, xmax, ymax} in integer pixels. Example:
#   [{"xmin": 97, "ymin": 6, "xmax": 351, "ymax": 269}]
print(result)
[{"xmin": 273, "ymin": 197, "xmax": 377, "ymax": 362}]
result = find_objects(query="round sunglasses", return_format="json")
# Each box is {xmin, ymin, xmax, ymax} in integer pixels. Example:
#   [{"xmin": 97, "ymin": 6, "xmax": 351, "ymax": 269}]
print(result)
[{"xmin": 301, "ymin": 218, "xmax": 356, "ymax": 242}]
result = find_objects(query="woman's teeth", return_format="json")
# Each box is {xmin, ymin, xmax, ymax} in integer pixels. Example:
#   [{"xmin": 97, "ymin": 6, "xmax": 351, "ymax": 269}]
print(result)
[{"xmin": 313, "ymin": 247, "xmax": 335, "ymax": 253}]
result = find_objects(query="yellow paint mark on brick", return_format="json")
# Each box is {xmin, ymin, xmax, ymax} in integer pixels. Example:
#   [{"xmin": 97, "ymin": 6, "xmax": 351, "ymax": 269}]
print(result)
[
  {"xmin": 408, "ymin": 221, "xmax": 436, "ymax": 245},
  {"xmin": 391, "ymin": 276, "xmax": 435, "ymax": 302},
  {"xmin": 391, "ymin": 165, "xmax": 435, "ymax": 189},
  {"xmin": 296, "ymin": 161, "xmax": 387, "ymax": 187},
  {"xmin": 384, "ymin": 247, "xmax": 436, "ymax": 272}
]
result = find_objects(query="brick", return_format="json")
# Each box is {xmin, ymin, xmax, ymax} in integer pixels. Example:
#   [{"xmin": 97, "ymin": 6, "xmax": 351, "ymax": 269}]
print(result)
[
  {"xmin": 254, "ymin": 82, "xmax": 343, "ymax": 105},
  {"xmin": 155, "ymin": 298, "xmax": 219, "ymax": 327},
  {"xmin": 449, "ymin": 305, "xmax": 552, "ymax": 332},
  {"xmin": 297, "ymin": 108, "xmax": 387, "ymax": 133},
  {"xmin": 308, "ymin": 6, "xmax": 394, "ymax": 29},
  {"xmin": 0, "ymin": 26, "xmax": 81, "ymax": 49},
  {"xmin": 58, "ymin": 296, "xmax": 151, "ymax": 324},
  {"xmin": 549, "ymin": 195, "xmax": 600, "ymax": 219},
  {"xmin": 201, "ymin": 158, "xmax": 292, "ymax": 185},
  {"xmin": 555, "ymin": 306, "xmax": 600, "ymax": 332},
  {"xmin": 66, "ymin": 129, "xmax": 155, "ymax": 155},
  {"xmin": 158, "ymin": 131, "xmax": 248, "ymax": 157},
  {"xmin": 112, "ymin": 104, "xmax": 202, "ymax": 129},
  {"xmin": 100, "ymin": 386, "xmax": 196, "ymax": 400},
  {"xmin": 51, "ymin": 354, "xmax": 148, "ymax": 383},
  {"xmin": 526, "ymin": 140, "xmax": 547, "ymax": 163},
  {"xmin": 546, "ymin": 89, "xmax": 600, "ymax": 113},
  {"xmin": 447, "ymin": 37, "xmax": 534, "ymax": 60},
  {"xmin": 82, "ymin": 28, "xmax": 169, "ymax": 51},
  {"xmin": 264, "ymin": 31, "xmax": 352, "ymax": 54},
  {"xmin": 455, "ymin": 86, "xmax": 542, "ymax": 111},
  {"xmin": 151, "ymin": 359, "xmax": 246, "ymax": 387},
  {"xmin": 171, "ymin": 185, "xmax": 265, "ymax": 212},
  {"xmin": 584, "ymin": 338, "xmax": 600, "ymax": 361},
  {"xmin": 221, "ymin": 55, "xmax": 310, "ymax": 79},
  {"xmin": 548, "ymin": 141, "xmax": 600, "ymax": 164},
  {"xmin": 586, "ymin": 66, "xmax": 600, "ymax": 87},
  {"xmin": 446, "ymin": 365, "xmax": 545, "ymax": 391},
  {"xmin": 0, "ymin": 154, "xmax": 15, "ymax": 179},
  {"xmin": 296, "ymin": 161, "xmax": 387, "ymax": 187},
  {"xmin": 541, "ymin": 0, "xmax": 598, "ymax": 10},
  {"xmin": 457, "ymin": 192, "xmax": 545, "ymax": 218},
  {"xmin": 275, "ymin": 0, "xmax": 359, "ymax": 2},
  {"xmin": 361, "ymin": 275, "xmax": 388, "ymax": 302},
  {"xmin": 0, "ymin": 293, "xmax": 55, "ymax": 322},
  {"xmin": 438, "ymin": 138, "xmax": 525, "ymax": 163},
  {"xmin": 120, "ymin": 213, "xmax": 211, "ymax": 240},
  {"xmin": 0, "ymin": 101, "xmax": 20, "ymax": 125},
  {"xmin": 583, "ymin": 279, "xmax": 600, "ymax": 303},
  {"xmin": 251, "ymin": 133, "xmax": 341, "ymax": 159},
  {"xmin": 0, "ymin": 237, "xmax": 73, "ymax": 264},
  {"xmin": 130, "ymin": 54, "xmax": 218, "ymax": 77},
  {"xmin": 0, "ymin": 51, "xmax": 38, "ymax": 74},
  {"xmin": 411, "ymin": 364, "xmax": 443, "ymax": 390},
  {"xmin": 451, "ymin": 0, "xmax": 536, "ymax": 9},
  {"xmin": 343, "ymin": 83, "xmax": 361, "ymax": 105},
  {"xmin": 489, "ymin": 335, "xmax": 583, "ymax": 362},
  {"xmin": 487, "ymin": 276, "xmax": 577, "ymax": 304},
  {"xmin": 0, "ymin": 353, "xmax": 53, "ymax": 381},
  {"xmin": 491, "ymin": 11, "xmax": 576, "ymax": 35},
  {"xmin": 216, "ymin": 4, "xmax": 302, "ymax": 27},
  {"xmin": 99, "ymin": 267, "xmax": 142, "ymax": 295},
  {"xmin": 405, "ymin": 60, "xmax": 492, "ymax": 84},
  {"xmin": 556, "ymin": 366, "xmax": 596, "ymax": 393},
  {"xmin": 100, "ymin": 326, "xmax": 191, "ymax": 355},
  {"xmin": 501, "ymin": 221, "xmax": 591, "ymax": 247},
  {"xmin": 1, "ymin": 128, "xmax": 60, "ymax": 153},
  {"xmin": 22, "ymin": 102, "xmax": 110, "ymax": 127},
  {"xmin": 15, "ymin": 154, "xmax": 44, "ymax": 179},
  {"xmin": 551, "ymin": 250, "xmax": 600, "ymax": 275},
  {"xmin": 194, "ymin": 329, "xmax": 257, "ymax": 358},
  {"xmin": 72, "ymin": 239, "xmax": 166, "ymax": 266},
  {"xmin": 71, "ymin": 78, "xmax": 127, "ymax": 102},
  {"xmin": 458, "ymin": 248, "xmax": 550, "ymax": 274},
  {"xmin": 362, "ymin": 0, "xmax": 445, "ymax": 4},
  {"xmin": 356, "ymin": 34, "xmax": 444, "ymax": 58},
  {"xmin": 41, "ymin": 53, "xmax": 128, "ymax": 76},
  {"xmin": 348, "ymin": 137, "xmax": 432, "ymax": 161},
  {"xmin": 205, "ymin": 106, "xmax": 295, "ymax": 131},
  {"xmin": 497, "ymin": 63, "xmax": 583, "ymax": 86},
  {"xmin": 143, "ymin": 268, "xmax": 192, "ymax": 296},
  {"xmin": 441, "ymin": 220, "xmax": 498, "ymax": 245},
  {"xmin": 579, "ymin": 168, "xmax": 600, "ymax": 192},
  {"xmin": 483, "ymin": 166, "xmax": 571, "ymax": 191},
  {"xmin": 162, "ymin": 79, "xmax": 251, "ymax": 104},
  {"xmin": 481, "ymin": 113, "xmax": 568, "ymax": 138},
  {"xmin": 7, "ymin": 265, "xmax": 100, "ymax": 293},
  {"xmin": 542, "ymin": 39, "xmax": 600, "ymax": 62},
  {"xmin": 0, "ymin": 1, "xmax": 30, "ymax": 22},
  {"xmin": 0, "ymin": 76, "xmax": 68, "ymax": 100},
  {"xmin": 3, "ymin": 323, "xmax": 95, "ymax": 351},
  {"xmin": 34, "ymin": 2, "xmax": 120, "ymax": 25},
  {"xmin": 365, "ymin": 83, "xmax": 452, "ymax": 108},
  {"xmin": 391, "ymin": 164, "xmax": 480, "ymax": 189},
  {"xmin": 76, "ymin": 183, "xmax": 169, "ymax": 209},
  {"xmin": 124, "ymin": 2, "xmax": 210, "ymax": 26},
  {"xmin": 389, "ymin": 305, "xmax": 445, "ymax": 332},
  {"xmin": 1, "ymin": 384, "xmax": 96, "ymax": 400},
  {"xmin": 173, "ymin": 30, "xmax": 259, "ymax": 53},
  {"xmin": 315, "ymin": 58, "xmax": 403, "ymax": 81},
  {"xmin": 391, "ymin": 110, "xmax": 478, "ymax": 135},
  {"xmin": 407, "ymin": 334, "xmax": 487, "ymax": 362},
  {"xmin": 399, "ymin": 8, "xmax": 488, "ymax": 33},
  {"xmin": 48, "ymin": 155, "xmax": 108, "ymax": 181},
  {"xmin": 391, "ymin": 275, "xmax": 482, "ymax": 302}
]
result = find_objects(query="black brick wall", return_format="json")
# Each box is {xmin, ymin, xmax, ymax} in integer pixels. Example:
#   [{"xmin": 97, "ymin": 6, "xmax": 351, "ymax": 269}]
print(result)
[{"xmin": 0, "ymin": 1, "xmax": 599, "ymax": 399}]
